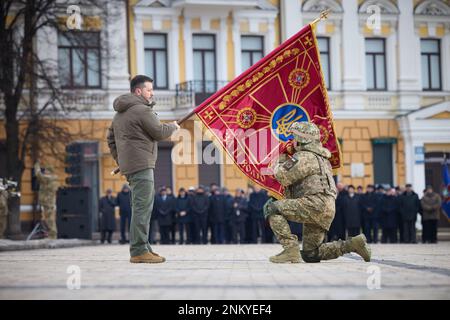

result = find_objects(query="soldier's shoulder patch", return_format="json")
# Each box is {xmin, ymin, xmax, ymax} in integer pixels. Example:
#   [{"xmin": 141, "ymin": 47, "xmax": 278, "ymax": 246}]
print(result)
[{"xmin": 282, "ymin": 157, "xmax": 298, "ymax": 170}]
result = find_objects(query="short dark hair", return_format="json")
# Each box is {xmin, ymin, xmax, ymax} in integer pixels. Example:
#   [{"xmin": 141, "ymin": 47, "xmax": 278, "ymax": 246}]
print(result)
[
  {"xmin": 348, "ymin": 185, "xmax": 355, "ymax": 190},
  {"xmin": 130, "ymin": 75, "xmax": 153, "ymax": 92}
]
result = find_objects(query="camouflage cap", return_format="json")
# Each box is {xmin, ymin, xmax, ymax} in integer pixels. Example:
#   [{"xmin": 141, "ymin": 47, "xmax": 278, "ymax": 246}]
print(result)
[{"xmin": 289, "ymin": 121, "xmax": 320, "ymax": 144}]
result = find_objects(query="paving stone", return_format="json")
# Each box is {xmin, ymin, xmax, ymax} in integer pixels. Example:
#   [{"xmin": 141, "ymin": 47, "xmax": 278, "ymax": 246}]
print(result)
[{"xmin": 0, "ymin": 243, "xmax": 449, "ymax": 299}]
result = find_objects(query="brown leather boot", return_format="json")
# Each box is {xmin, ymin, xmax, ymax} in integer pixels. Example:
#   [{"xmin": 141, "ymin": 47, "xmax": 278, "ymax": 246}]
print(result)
[
  {"xmin": 151, "ymin": 251, "xmax": 166, "ymax": 262},
  {"xmin": 130, "ymin": 252, "xmax": 165, "ymax": 263}
]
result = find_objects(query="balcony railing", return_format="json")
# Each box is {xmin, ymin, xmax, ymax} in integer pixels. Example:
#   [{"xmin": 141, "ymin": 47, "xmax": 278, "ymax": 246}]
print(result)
[
  {"xmin": 60, "ymin": 91, "xmax": 108, "ymax": 111},
  {"xmin": 176, "ymin": 80, "xmax": 228, "ymax": 106}
]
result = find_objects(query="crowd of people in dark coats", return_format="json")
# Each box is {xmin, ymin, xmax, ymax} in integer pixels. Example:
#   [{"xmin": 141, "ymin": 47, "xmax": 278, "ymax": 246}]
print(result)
[
  {"xmin": 98, "ymin": 182, "xmax": 443, "ymax": 245},
  {"xmin": 148, "ymin": 184, "xmax": 278, "ymax": 245},
  {"xmin": 328, "ymin": 183, "xmax": 443, "ymax": 244}
]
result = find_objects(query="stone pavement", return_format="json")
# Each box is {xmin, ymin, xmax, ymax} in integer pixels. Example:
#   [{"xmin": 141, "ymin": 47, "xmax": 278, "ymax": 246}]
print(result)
[
  {"xmin": 0, "ymin": 243, "xmax": 449, "ymax": 300},
  {"xmin": 0, "ymin": 239, "xmax": 97, "ymax": 251}
]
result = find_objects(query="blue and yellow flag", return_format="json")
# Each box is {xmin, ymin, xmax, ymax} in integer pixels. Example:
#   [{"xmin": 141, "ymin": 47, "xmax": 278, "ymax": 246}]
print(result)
[{"xmin": 442, "ymin": 163, "xmax": 450, "ymax": 219}]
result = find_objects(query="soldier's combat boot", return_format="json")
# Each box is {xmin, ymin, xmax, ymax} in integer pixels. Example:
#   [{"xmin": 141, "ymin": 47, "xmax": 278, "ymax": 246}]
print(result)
[
  {"xmin": 269, "ymin": 246, "xmax": 301, "ymax": 263},
  {"xmin": 130, "ymin": 251, "xmax": 166, "ymax": 263},
  {"xmin": 344, "ymin": 234, "xmax": 371, "ymax": 262}
]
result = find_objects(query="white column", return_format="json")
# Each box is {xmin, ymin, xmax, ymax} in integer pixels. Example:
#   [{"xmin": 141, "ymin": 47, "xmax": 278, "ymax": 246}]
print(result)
[
  {"xmin": 342, "ymin": 0, "xmax": 364, "ymax": 91},
  {"xmin": 217, "ymin": 17, "xmax": 228, "ymax": 81},
  {"xmin": 442, "ymin": 30, "xmax": 450, "ymax": 91},
  {"xmin": 184, "ymin": 17, "xmax": 193, "ymax": 82},
  {"xmin": 342, "ymin": 0, "xmax": 365, "ymax": 110},
  {"xmin": 233, "ymin": 16, "xmax": 242, "ymax": 76},
  {"xmin": 267, "ymin": 17, "xmax": 276, "ymax": 52},
  {"xmin": 106, "ymin": 1, "xmax": 129, "ymax": 91},
  {"xmin": 387, "ymin": 31, "xmax": 397, "ymax": 91},
  {"xmin": 280, "ymin": 0, "xmax": 302, "ymax": 41},
  {"xmin": 403, "ymin": 129, "xmax": 414, "ymax": 186},
  {"xmin": 411, "ymin": 142, "xmax": 426, "ymax": 195},
  {"xmin": 169, "ymin": 16, "xmax": 180, "ymax": 89},
  {"xmin": 35, "ymin": 26, "xmax": 59, "ymax": 111},
  {"xmin": 134, "ymin": 16, "xmax": 145, "ymax": 75},
  {"xmin": 330, "ymin": 29, "xmax": 341, "ymax": 91},
  {"xmin": 400, "ymin": 118, "xmax": 426, "ymax": 194},
  {"xmin": 36, "ymin": 26, "xmax": 58, "ymax": 87},
  {"xmin": 397, "ymin": 0, "xmax": 421, "ymax": 92},
  {"xmin": 103, "ymin": 1, "xmax": 130, "ymax": 112}
]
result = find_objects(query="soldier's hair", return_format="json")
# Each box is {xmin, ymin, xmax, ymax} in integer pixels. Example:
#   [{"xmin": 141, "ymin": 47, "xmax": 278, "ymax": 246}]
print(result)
[{"xmin": 130, "ymin": 75, "xmax": 153, "ymax": 92}]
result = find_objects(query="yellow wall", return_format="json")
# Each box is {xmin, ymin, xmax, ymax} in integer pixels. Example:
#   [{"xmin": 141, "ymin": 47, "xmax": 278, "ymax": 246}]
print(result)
[
  {"xmin": 425, "ymin": 143, "xmax": 450, "ymax": 153},
  {"xmin": 334, "ymin": 119, "xmax": 405, "ymax": 188}
]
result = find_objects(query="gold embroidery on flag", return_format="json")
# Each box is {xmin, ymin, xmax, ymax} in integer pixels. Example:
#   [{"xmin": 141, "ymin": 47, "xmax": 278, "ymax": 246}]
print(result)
[{"xmin": 236, "ymin": 108, "xmax": 257, "ymax": 129}]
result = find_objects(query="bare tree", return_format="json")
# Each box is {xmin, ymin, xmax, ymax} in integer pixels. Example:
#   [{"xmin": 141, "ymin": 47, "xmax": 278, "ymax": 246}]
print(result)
[{"xmin": 0, "ymin": 0, "xmax": 112, "ymax": 239}]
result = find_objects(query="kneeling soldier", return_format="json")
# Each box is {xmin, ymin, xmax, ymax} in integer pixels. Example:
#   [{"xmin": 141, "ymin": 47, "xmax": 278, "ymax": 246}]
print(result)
[{"xmin": 264, "ymin": 122, "xmax": 371, "ymax": 263}]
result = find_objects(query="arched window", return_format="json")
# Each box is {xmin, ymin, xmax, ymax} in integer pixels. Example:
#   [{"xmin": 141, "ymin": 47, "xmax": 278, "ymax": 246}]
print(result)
[
  {"xmin": 415, "ymin": 0, "xmax": 450, "ymax": 16},
  {"xmin": 302, "ymin": 0, "xmax": 343, "ymax": 13},
  {"xmin": 358, "ymin": 0, "xmax": 399, "ymax": 14}
]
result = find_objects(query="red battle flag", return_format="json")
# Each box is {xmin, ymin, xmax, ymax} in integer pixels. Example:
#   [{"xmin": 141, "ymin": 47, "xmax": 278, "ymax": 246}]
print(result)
[{"xmin": 194, "ymin": 23, "xmax": 341, "ymax": 199}]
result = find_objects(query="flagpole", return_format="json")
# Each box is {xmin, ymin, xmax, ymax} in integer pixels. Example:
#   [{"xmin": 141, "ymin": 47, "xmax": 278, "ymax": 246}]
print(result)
[
  {"xmin": 311, "ymin": 9, "xmax": 330, "ymax": 26},
  {"xmin": 177, "ymin": 110, "xmax": 195, "ymax": 125}
]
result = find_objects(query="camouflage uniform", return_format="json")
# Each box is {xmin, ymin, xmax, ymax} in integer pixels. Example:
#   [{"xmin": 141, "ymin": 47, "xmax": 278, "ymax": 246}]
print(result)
[
  {"xmin": 34, "ymin": 163, "xmax": 59, "ymax": 239},
  {"xmin": 264, "ymin": 122, "xmax": 371, "ymax": 263},
  {"xmin": 0, "ymin": 183, "xmax": 8, "ymax": 239}
]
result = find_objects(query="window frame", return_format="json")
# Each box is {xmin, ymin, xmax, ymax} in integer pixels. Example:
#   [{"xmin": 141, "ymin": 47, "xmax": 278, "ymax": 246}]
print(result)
[
  {"xmin": 144, "ymin": 33, "xmax": 169, "ymax": 90},
  {"xmin": 372, "ymin": 139, "xmax": 396, "ymax": 187},
  {"xmin": 365, "ymin": 38, "xmax": 387, "ymax": 91},
  {"xmin": 193, "ymin": 33, "xmax": 217, "ymax": 86},
  {"xmin": 58, "ymin": 31, "xmax": 102, "ymax": 89},
  {"xmin": 240, "ymin": 35, "xmax": 265, "ymax": 72},
  {"xmin": 421, "ymin": 38, "xmax": 442, "ymax": 92},
  {"xmin": 317, "ymin": 36, "xmax": 331, "ymax": 90}
]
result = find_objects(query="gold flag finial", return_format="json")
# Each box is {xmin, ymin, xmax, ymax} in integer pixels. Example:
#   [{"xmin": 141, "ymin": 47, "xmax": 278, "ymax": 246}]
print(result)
[{"xmin": 311, "ymin": 9, "xmax": 330, "ymax": 26}]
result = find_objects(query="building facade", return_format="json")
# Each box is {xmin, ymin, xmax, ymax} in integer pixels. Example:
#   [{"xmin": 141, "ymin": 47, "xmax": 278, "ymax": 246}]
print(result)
[{"xmin": 1, "ymin": 0, "xmax": 450, "ymax": 227}]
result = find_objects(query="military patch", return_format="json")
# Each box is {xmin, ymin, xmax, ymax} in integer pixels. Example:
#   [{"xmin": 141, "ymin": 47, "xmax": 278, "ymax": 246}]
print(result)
[{"xmin": 282, "ymin": 156, "xmax": 298, "ymax": 170}]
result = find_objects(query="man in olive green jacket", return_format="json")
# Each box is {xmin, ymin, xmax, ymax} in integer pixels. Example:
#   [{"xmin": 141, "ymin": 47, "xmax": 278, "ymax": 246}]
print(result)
[
  {"xmin": 107, "ymin": 75, "xmax": 179, "ymax": 263},
  {"xmin": 420, "ymin": 186, "xmax": 442, "ymax": 243}
]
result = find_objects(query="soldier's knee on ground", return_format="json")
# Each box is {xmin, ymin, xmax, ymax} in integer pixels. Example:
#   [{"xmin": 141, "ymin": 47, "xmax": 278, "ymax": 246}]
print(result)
[{"xmin": 300, "ymin": 248, "xmax": 321, "ymax": 263}]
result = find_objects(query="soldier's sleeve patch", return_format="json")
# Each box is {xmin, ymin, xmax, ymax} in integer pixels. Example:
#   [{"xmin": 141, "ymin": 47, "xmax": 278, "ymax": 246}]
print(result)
[{"xmin": 282, "ymin": 157, "xmax": 298, "ymax": 171}]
